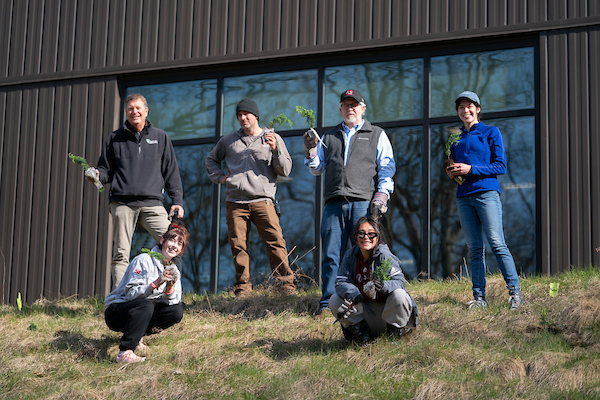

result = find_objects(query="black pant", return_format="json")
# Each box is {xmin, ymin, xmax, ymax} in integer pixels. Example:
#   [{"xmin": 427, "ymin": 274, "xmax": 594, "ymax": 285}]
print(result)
[{"xmin": 105, "ymin": 299, "xmax": 183, "ymax": 351}]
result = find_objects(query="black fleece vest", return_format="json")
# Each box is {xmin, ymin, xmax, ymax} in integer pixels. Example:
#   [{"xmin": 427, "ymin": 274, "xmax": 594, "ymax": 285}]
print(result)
[{"xmin": 322, "ymin": 121, "xmax": 382, "ymax": 202}]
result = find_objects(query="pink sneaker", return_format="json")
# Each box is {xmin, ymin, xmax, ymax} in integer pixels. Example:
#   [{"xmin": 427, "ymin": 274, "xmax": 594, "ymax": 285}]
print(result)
[
  {"xmin": 135, "ymin": 339, "xmax": 149, "ymax": 352},
  {"xmin": 116, "ymin": 350, "xmax": 145, "ymax": 364}
]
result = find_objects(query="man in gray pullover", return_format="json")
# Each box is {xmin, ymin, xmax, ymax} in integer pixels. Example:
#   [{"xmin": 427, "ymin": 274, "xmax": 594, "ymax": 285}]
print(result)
[{"xmin": 205, "ymin": 98, "xmax": 295, "ymax": 297}]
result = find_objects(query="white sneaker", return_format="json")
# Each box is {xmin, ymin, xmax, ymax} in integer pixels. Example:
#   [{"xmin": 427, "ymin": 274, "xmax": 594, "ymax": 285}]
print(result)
[{"xmin": 116, "ymin": 350, "xmax": 145, "ymax": 364}]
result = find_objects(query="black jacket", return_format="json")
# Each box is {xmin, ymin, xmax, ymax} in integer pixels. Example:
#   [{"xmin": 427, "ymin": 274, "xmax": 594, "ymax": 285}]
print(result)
[{"xmin": 97, "ymin": 121, "xmax": 183, "ymax": 206}]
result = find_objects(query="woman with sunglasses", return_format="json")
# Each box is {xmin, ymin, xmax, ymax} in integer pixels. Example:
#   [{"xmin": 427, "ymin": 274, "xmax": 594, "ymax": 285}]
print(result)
[{"xmin": 329, "ymin": 216, "xmax": 418, "ymax": 345}]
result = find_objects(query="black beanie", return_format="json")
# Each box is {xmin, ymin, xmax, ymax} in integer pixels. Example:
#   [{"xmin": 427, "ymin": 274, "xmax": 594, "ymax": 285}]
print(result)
[{"xmin": 236, "ymin": 98, "xmax": 260, "ymax": 120}]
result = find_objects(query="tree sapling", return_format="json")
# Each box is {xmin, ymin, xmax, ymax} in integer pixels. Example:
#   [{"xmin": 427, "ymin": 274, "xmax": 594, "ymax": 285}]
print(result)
[
  {"xmin": 444, "ymin": 128, "xmax": 465, "ymax": 185},
  {"xmin": 296, "ymin": 106, "xmax": 326, "ymax": 148},
  {"xmin": 68, "ymin": 153, "xmax": 105, "ymax": 192}
]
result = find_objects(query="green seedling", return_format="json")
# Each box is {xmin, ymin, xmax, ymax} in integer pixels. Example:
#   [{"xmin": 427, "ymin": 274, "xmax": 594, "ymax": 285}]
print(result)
[
  {"xmin": 68, "ymin": 153, "xmax": 105, "ymax": 192},
  {"xmin": 374, "ymin": 258, "xmax": 392, "ymax": 281},
  {"xmin": 296, "ymin": 106, "xmax": 327, "ymax": 148},
  {"xmin": 268, "ymin": 114, "xmax": 293, "ymax": 130},
  {"xmin": 142, "ymin": 248, "xmax": 164, "ymax": 261},
  {"xmin": 444, "ymin": 128, "xmax": 465, "ymax": 185}
]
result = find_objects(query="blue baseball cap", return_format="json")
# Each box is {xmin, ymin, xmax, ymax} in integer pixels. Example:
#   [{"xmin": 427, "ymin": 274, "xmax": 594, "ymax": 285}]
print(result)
[{"xmin": 455, "ymin": 91, "xmax": 481, "ymax": 107}]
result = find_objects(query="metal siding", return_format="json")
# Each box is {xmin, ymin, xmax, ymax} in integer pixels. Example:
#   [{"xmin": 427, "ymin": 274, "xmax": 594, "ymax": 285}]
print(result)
[
  {"xmin": 158, "ymin": 0, "xmax": 177, "ymax": 61},
  {"xmin": 227, "ymin": 0, "xmax": 246, "ymax": 54},
  {"xmin": 44, "ymin": 83, "xmax": 71, "ymax": 299},
  {"xmin": 73, "ymin": 0, "xmax": 93, "ymax": 71},
  {"xmin": 429, "ymin": 0, "xmax": 449, "ymax": 35},
  {"xmin": 106, "ymin": 0, "xmax": 126, "ymax": 67},
  {"xmin": 355, "ymin": 0, "xmax": 373, "ymax": 42},
  {"xmin": 191, "ymin": 0, "xmax": 212, "ymax": 58},
  {"xmin": 410, "ymin": 0, "xmax": 429, "ymax": 35},
  {"xmin": 28, "ymin": 85, "xmax": 54, "ymax": 301},
  {"xmin": 507, "ymin": 0, "xmax": 527, "ymax": 25},
  {"xmin": 24, "ymin": 0, "xmax": 44, "ymax": 76},
  {"xmin": 280, "ymin": 0, "xmax": 299, "ymax": 48},
  {"xmin": 316, "ymin": 0, "xmax": 334, "ymax": 46},
  {"xmin": 56, "ymin": 0, "xmax": 76, "ymax": 72},
  {"xmin": 90, "ymin": 0, "xmax": 109, "ymax": 69},
  {"xmin": 209, "ymin": 0, "xmax": 228, "ymax": 56},
  {"xmin": 263, "ymin": 0, "xmax": 282, "ymax": 51},
  {"xmin": 245, "ymin": 0, "xmax": 265, "ymax": 53},
  {"xmin": 1, "ymin": 90, "xmax": 21, "ymax": 303},
  {"xmin": 298, "ymin": 0, "xmax": 317, "ymax": 46},
  {"xmin": 8, "ymin": 0, "xmax": 27, "ymax": 77},
  {"xmin": 548, "ymin": 31, "xmax": 570, "ymax": 274},
  {"xmin": 372, "ymin": 0, "xmax": 392, "ymax": 40},
  {"xmin": 123, "ymin": 0, "xmax": 142, "ymax": 65},
  {"xmin": 590, "ymin": 27, "xmax": 600, "ymax": 267},
  {"xmin": 538, "ymin": 33, "xmax": 550, "ymax": 275},
  {"xmin": 488, "ymin": 0, "xmax": 507, "ymax": 27},
  {"xmin": 448, "ymin": 0, "xmax": 468, "ymax": 31},
  {"xmin": 468, "ymin": 0, "xmax": 487, "ymax": 29},
  {"xmin": 140, "ymin": 0, "xmax": 159, "ymax": 64},
  {"xmin": 391, "ymin": 0, "xmax": 410, "ymax": 37},
  {"xmin": 548, "ymin": 0, "xmax": 568, "ymax": 20},
  {"xmin": 0, "ymin": 1, "xmax": 13, "ymax": 78},
  {"xmin": 175, "ymin": 0, "xmax": 195, "ymax": 59}
]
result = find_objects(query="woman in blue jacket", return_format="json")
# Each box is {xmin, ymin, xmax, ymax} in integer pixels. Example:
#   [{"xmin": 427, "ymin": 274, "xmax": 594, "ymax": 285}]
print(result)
[
  {"xmin": 446, "ymin": 91, "xmax": 524, "ymax": 310},
  {"xmin": 330, "ymin": 216, "xmax": 418, "ymax": 344}
]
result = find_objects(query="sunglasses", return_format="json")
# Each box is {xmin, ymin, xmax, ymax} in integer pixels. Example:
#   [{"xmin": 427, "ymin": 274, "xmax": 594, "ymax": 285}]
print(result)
[{"xmin": 356, "ymin": 231, "xmax": 378, "ymax": 239}]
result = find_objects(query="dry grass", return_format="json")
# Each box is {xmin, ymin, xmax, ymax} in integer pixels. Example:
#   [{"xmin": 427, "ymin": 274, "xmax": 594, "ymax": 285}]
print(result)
[{"xmin": 2, "ymin": 268, "xmax": 600, "ymax": 399}]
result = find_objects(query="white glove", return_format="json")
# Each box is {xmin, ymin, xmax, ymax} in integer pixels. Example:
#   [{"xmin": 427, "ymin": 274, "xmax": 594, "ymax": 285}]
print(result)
[
  {"xmin": 164, "ymin": 265, "xmax": 181, "ymax": 283},
  {"xmin": 337, "ymin": 298, "xmax": 358, "ymax": 320}
]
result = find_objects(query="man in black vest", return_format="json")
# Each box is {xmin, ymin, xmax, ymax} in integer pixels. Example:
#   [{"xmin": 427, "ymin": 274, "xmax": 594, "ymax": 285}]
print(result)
[{"xmin": 303, "ymin": 89, "xmax": 396, "ymax": 317}]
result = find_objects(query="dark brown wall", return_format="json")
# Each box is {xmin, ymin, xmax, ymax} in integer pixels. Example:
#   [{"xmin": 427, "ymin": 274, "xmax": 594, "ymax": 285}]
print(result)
[{"xmin": 1, "ymin": 0, "xmax": 599, "ymax": 303}]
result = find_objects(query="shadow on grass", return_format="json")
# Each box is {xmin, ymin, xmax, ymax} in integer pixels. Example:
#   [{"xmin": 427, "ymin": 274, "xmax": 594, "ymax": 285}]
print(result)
[
  {"xmin": 240, "ymin": 337, "xmax": 351, "ymax": 361},
  {"xmin": 50, "ymin": 330, "xmax": 116, "ymax": 362}
]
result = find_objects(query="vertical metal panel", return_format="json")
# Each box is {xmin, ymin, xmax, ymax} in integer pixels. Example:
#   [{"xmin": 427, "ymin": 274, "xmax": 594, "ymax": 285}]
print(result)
[
  {"xmin": 335, "ymin": 0, "xmax": 355, "ymax": 42},
  {"xmin": 298, "ymin": 0, "xmax": 317, "ymax": 46},
  {"xmin": 568, "ymin": 29, "xmax": 592, "ymax": 266},
  {"xmin": 175, "ymin": 0, "xmax": 195, "ymax": 59},
  {"xmin": 191, "ymin": 0, "xmax": 212, "ymax": 58},
  {"xmin": 40, "ymin": 0, "xmax": 60, "ymax": 74},
  {"xmin": 73, "ymin": 0, "xmax": 93, "ymax": 71},
  {"xmin": 527, "ymin": 0, "xmax": 547, "ymax": 23},
  {"xmin": 448, "ymin": 0, "xmax": 468, "ymax": 31},
  {"xmin": 227, "ymin": 0, "xmax": 246, "ymax": 54},
  {"xmin": 548, "ymin": 0, "xmax": 568, "ymax": 20},
  {"xmin": 8, "ymin": 0, "xmax": 27, "ymax": 77},
  {"xmin": 0, "ymin": 90, "xmax": 21, "ymax": 303},
  {"xmin": 208, "ymin": 0, "xmax": 228, "ymax": 56},
  {"xmin": 507, "ymin": 0, "xmax": 527, "ymax": 25},
  {"xmin": 43, "ymin": 83, "xmax": 71, "ymax": 299},
  {"xmin": 106, "ymin": 0, "xmax": 126, "ymax": 67},
  {"xmin": 0, "ymin": 0, "xmax": 13, "ymax": 78},
  {"xmin": 391, "ymin": 0, "xmax": 410, "ymax": 37},
  {"xmin": 567, "ymin": 0, "xmax": 588, "ymax": 19},
  {"xmin": 488, "ymin": 0, "xmax": 507, "ymax": 28},
  {"xmin": 90, "ymin": 0, "xmax": 109, "ymax": 69},
  {"xmin": 123, "ymin": 0, "xmax": 142, "ymax": 65},
  {"xmin": 280, "ymin": 0, "xmax": 299, "ymax": 48},
  {"xmin": 429, "ymin": 0, "xmax": 449, "ymax": 35},
  {"xmin": 24, "ymin": 0, "xmax": 44, "ymax": 76},
  {"xmin": 28, "ymin": 85, "xmax": 53, "ymax": 301},
  {"xmin": 245, "ymin": 0, "xmax": 265, "ymax": 53},
  {"xmin": 372, "ymin": 0, "xmax": 392, "ymax": 40},
  {"xmin": 538, "ymin": 33, "xmax": 550, "ymax": 275},
  {"xmin": 157, "ymin": 0, "xmax": 177, "ymax": 61},
  {"xmin": 547, "ymin": 31, "xmax": 570, "ymax": 274},
  {"xmin": 140, "ymin": 0, "xmax": 159, "ymax": 64},
  {"xmin": 355, "ymin": 0, "xmax": 374, "ymax": 42},
  {"xmin": 410, "ymin": 0, "xmax": 429, "ymax": 35},
  {"xmin": 263, "ymin": 0, "xmax": 282, "ymax": 51},
  {"xmin": 316, "ymin": 0, "xmax": 334, "ymax": 45},
  {"xmin": 468, "ymin": 0, "xmax": 487, "ymax": 29},
  {"xmin": 590, "ymin": 27, "xmax": 600, "ymax": 267},
  {"xmin": 56, "ymin": 0, "xmax": 76, "ymax": 72}
]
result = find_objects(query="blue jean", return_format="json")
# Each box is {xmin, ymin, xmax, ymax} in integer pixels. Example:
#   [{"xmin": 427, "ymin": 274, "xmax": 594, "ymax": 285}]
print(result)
[
  {"xmin": 320, "ymin": 199, "xmax": 370, "ymax": 309},
  {"xmin": 456, "ymin": 191, "xmax": 520, "ymax": 298}
]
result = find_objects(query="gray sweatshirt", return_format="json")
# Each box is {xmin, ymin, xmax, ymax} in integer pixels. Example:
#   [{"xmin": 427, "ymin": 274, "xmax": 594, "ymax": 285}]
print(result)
[{"xmin": 205, "ymin": 128, "xmax": 292, "ymax": 203}]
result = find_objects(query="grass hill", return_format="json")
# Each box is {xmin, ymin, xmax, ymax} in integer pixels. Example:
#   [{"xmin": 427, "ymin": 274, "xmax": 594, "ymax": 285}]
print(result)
[{"xmin": 2, "ymin": 267, "xmax": 600, "ymax": 399}]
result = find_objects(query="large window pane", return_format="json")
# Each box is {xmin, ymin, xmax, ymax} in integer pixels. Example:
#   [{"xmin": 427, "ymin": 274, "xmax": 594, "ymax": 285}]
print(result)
[
  {"xmin": 223, "ymin": 70, "xmax": 318, "ymax": 134},
  {"xmin": 217, "ymin": 136, "xmax": 316, "ymax": 290},
  {"xmin": 128, "ymin": 80, "xmax": 218, "ymax": 140},
  {"xmin": 324, "ymin": 59, "xmax": 423, "ymax": 126},
  {"xmin": 430, "ymin": 48, "xmax": 535, "ymax": 117},
  {"xmin": 430, "ymin": 116, "xmax": 536, "ymax": 279},
  {"xmin": 385, "ymin": 126, "xmax": 423, "ymax": 279}
]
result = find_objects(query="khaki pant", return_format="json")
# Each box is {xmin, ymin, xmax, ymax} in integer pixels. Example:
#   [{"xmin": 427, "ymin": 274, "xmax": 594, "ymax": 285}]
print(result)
[
  {"xmin": 226, "ymin": 200, "xmax": 294, "ymax": 294},
  {"xmin": 110, "ymin": 202, "xmax": 170, "ymax": 289}
]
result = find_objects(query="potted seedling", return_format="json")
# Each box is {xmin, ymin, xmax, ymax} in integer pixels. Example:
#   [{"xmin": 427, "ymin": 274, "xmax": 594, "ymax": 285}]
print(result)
[
  {"xmin": 363, "ymin": 257, "xmax": 392, "ymax": 299},
  {"xmin": 296, "ymin": 106, "xmax": 326, "ymax": 148},
  {"xmin": 68, "ymin": 153, "xmax": 105, "ymax": 191},
  {"xmin": 267, "ymin": 114, "xmax": 293, "ymax": 131},
  {"xmin": 444, "ymin": 127, "xmax": 465, "ymax": 185}
]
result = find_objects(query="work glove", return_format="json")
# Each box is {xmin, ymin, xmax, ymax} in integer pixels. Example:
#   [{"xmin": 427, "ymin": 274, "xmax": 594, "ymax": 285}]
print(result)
[
  {"xmin": 370, "ymin": 192, "xmax": 389, "ymax": 219},
  {"xmin": 337, "ymin": 298, "xmax": 358, "ymax": 320},
  {"xmin": 373, "ymin": 279, "xmax": 385, "ymax": 293},
  {"xmin": 150, "ymin": 271, "xmax": 167, "ymax": 290},
  {"xmin": 303, "ymin": 131, "xmax": 318, "ymax": 159}
]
